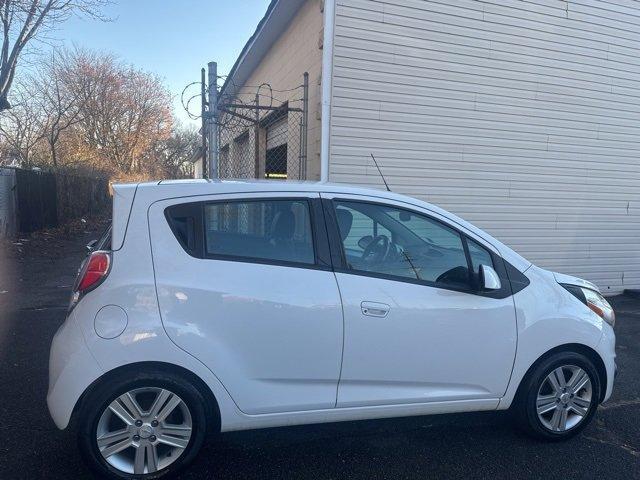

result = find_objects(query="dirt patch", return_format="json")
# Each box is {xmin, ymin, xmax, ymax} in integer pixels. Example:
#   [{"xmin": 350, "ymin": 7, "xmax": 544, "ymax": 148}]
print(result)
[
  {"xmin": 2, "ymin": 214, "xmax": 110, "ymax": 262},
  {"xmin": 0, "ymin": 215, "xmax": 110, "ymax": 311}
]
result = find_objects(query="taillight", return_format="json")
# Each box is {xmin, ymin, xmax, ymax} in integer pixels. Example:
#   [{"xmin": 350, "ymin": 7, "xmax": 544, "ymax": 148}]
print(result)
[
  {"xmin": 77, "ymin": 251, "xmax": 110, "ymax": 291},
  {"xmin": 70, "ymin": 251, "xmax": 111, "ymax": 309}
]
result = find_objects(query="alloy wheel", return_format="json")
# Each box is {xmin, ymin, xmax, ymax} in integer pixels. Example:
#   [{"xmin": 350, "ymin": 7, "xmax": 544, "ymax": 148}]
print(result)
[
  {"xmin": 536, "ymin": 365, "xmax": 593, "ymax": 432},
  {"xmin": 96, "ymin": 387, "xmax": 193, "ymax": 475}
]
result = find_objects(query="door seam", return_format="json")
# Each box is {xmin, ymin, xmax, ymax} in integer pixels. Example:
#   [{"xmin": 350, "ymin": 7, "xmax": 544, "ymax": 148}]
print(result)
[{"xmin": 332, "ymin": 271, "xmax": 346, "ymax": 408}]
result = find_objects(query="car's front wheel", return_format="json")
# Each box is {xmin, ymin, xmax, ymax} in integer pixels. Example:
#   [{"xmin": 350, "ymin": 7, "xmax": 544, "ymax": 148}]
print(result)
[
  {"xmin": 77, "ymin": 371, "xmax": 208, "ymax": 479},
  {"xmin": 514, "ymin": 351, "xmax": 601, "ymax": 440}
]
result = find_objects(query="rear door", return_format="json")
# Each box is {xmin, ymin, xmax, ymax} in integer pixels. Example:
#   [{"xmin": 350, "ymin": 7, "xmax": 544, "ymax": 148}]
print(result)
[{"xmin": 148, "ymin": 192, "xmax": 343, "ymax": 414}]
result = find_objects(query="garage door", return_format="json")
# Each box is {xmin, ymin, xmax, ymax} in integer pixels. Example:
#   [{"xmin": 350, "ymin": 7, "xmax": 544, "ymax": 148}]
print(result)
[
  {"xmin": 266, "ymin": 116, "xmax": 288, "ymax": 150},
  {"xmin": 266, "ymin": 116, "xmax": 288, "ymax": 178}
]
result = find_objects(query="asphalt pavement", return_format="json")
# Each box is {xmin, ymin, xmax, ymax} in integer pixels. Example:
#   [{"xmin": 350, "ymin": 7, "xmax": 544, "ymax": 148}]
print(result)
[{"xmin": 0, "ymin": 222, "xmax": 638, "ymax": 479}]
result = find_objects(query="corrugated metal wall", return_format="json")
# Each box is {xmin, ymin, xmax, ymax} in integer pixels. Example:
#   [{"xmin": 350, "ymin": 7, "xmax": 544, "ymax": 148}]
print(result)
[{"xmin": 328, "ymin": 0, "xmax": 640, "ymax": 294}]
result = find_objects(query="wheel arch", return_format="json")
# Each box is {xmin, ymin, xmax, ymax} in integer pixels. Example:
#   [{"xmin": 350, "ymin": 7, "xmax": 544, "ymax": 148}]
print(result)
[
  {"xmin": 70, "ymin": 361, "xmax": 221, "ymax": 433},
  {"xmin": 513, "ymin": 343, "xmax": 608, "ymax": 404}
]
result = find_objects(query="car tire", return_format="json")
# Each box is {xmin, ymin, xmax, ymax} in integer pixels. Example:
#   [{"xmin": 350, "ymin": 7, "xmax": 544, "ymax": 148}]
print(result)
[
  {"xmin": 77, "ymin": 370, "xmax": 208, "ymax": 479},
  {"xmin": 514, "ymin": 351, "xmax": 601, "ymax": 441}
]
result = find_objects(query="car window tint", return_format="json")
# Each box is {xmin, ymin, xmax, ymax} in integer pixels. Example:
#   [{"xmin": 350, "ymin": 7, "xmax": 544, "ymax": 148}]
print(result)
[
  {"xmin": 204, "ymin": 199, "xmax": 314, "ymax": 265},
  {"xmin": 336, "ymin": 204, "xmax": 391, "ymax": 256},
  {"xmin": 467, "ymin": 238, "xmax": 494, "ymax": 274},
  {"xmin": 385, "ymin": 210, "xmax": 459, "ymax": 249},
  {"xmin": 334, "ymin": 201, "xmax": 470, "ymax": 289}
]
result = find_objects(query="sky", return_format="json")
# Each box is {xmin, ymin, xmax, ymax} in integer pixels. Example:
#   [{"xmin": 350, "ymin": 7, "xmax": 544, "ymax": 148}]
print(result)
[{"xmin": 54, "ymin": 0, "xmax": 271, "ymax": 126}]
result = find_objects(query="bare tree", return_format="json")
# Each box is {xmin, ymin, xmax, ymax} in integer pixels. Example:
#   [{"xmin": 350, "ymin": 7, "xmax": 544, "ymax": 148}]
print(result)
[
  {"xmin": 0, "ymin": 79, "xmax": 47, "ymax": 166},
  {"xmin": 36, "ymin": 50, "xmax": 90, "ymax": 166},
  {"xmin": 0, "ymin": 47, "xmax": 192, "ymax": 180},
  {"xmin": 0, "ymin": 0, "xmax": 108, "ymax": 111},
  {"xmin": 73, "ymin": 56, "xmax": 174, "ymax": 174},
  {"xmin": 149, "ymin": 125, "xmax": 199, "ymax": 178}
]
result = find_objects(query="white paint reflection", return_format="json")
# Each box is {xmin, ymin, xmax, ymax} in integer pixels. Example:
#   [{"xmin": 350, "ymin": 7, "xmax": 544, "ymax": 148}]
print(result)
[
  {"xmin": 175, "ymin": 292, "xmax": 188, "ymax": 302},
  {"xmin": 131, "ymin": 332, "xmax": 157, "ymax": 342}
]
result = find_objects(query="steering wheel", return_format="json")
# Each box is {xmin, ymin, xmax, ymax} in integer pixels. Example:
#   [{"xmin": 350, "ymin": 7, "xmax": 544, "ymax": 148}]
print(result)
[{"xmin": 361, "ymin": 235, "xmax": 390, "ymax": 263}]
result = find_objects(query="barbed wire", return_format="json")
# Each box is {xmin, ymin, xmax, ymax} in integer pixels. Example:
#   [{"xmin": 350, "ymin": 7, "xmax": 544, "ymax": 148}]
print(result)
[
  {"xmin": 180, "ymin": 81, "xmax": 205, "ymax": 120},
  {"xmin": 179, "ymin": 72, "xmax": 305, "ymax": 127}
]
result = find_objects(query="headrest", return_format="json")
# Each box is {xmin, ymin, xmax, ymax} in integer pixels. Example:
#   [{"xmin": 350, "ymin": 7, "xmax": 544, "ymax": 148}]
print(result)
[{"xmin": 270, "ymin": 210, "xmax": 295, "ymax": 240}]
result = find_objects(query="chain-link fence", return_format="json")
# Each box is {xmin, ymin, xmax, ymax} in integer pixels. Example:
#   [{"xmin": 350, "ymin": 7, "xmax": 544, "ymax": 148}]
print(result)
[{"xmin": 215, "ymin": 73, "xmax": 309, "ymax": 180}]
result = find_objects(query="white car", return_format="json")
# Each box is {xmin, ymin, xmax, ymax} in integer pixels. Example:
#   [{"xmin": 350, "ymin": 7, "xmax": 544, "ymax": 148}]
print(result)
[{"xmin": 48, "ymin": 180, "xmax": 616, "ymax": 479}]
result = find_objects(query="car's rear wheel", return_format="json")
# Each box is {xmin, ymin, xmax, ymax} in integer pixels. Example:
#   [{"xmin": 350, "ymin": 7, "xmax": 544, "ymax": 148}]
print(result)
[
  {"xmin": 514, "ymin": 351, "xmax": 601, "ymax": 440},
  {"xmin": 78, "ymin": 372, "xmax": 208, "ymax": 479}
]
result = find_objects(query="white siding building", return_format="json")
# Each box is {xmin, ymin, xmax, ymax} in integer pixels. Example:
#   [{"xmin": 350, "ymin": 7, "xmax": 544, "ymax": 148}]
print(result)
[{"xmin": 219, "ymin": 0, "xmax": 640, "ymax": 294}]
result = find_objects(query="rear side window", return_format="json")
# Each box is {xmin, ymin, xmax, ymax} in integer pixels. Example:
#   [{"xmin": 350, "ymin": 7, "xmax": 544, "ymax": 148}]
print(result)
[{"xmin": 203, "ymin": 199, "xmax": 315, "ymax": 265}]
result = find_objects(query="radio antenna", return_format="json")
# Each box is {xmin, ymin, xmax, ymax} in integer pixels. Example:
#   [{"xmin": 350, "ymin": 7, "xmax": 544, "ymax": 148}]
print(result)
[{"xmin": 370, "ymin": 153, "xmax": 391, "ymax": 192}]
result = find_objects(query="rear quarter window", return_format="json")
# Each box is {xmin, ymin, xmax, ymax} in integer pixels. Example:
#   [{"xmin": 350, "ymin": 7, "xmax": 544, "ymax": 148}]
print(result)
[
  {"xmin": 203, "ymin": 199, "xmax": 315, "ymax": 265},
  {"xmin": 165, "ymin": 198, "xmax": 317, "ymax": 267}
]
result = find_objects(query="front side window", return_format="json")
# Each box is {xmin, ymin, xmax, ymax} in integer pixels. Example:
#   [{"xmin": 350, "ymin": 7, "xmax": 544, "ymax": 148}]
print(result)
[
  {"xmin": 468, "ymin": 238, "xmax": 494, "ymax": 273},
  {"xmin": 334, "ymin": 200, "xmax": 470, "ymax": 290},
  {"xmin": 204, "ymin": 199, "xmax": 314, "ymax": 265}
]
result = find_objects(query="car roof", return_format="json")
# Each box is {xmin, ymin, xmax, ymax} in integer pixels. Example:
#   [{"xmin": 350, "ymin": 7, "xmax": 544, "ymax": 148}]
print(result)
[
  {"xmin": 137, "ymin": 179, "xmax": 433, "ymax": 211},
  {"xmin": 151, "ymin": 178, "xmax": 389, "ymax": 195}
]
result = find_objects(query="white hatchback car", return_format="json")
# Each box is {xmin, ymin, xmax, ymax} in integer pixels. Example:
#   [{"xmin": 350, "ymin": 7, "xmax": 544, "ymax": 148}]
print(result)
[{"xmin": 48, "ymin": 180, "xmax": 616, "ymax": 479}]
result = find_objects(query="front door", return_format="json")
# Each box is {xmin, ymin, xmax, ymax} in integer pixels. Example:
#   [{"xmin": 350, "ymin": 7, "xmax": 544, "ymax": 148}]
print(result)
[
  {"xmin": 149, "ymin": 192, "xmax": 343, "ymax": 414},
  {"xmin": 322, "ymin": 194, "xmax": 517, "ymax": 408}
]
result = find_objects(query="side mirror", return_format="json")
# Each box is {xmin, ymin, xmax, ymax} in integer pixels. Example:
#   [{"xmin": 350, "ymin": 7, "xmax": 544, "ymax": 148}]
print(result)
[
  {"xmin": 479, "ymin": 264, "xmax": 501, "ymax": 291},
  {"xmin": 86, "ymin": 239, "xmax": 98, "ymax": 253}
]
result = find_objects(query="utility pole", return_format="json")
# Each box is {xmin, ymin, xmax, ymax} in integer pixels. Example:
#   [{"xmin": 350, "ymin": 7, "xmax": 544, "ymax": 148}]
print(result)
[
  {"xmin": 207, "ymin": 62, "xmax": 218, "ymax": 179},
  {"xmin": 200, "ymin": 67, "xmax": 207, "ymax": 179}
]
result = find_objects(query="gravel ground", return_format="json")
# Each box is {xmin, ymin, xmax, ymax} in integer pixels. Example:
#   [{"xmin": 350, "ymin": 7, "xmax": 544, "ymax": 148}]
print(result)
[{"xmin": 0, "ymin": 221, "xmax": 638, "ymax": 479}]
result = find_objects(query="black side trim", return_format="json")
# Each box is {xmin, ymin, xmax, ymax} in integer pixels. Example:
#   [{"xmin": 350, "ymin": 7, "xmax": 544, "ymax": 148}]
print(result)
[
  {"xmin": 164, "ymin": 202, "xmax": 204, "ymax": 258},
  {"xmin": 561, "ymin": 284, "xmax": 587, "ymax": 305},
  {"xmin": 461, "ymin": 235, "xmax": 475, "ymax": 289},
  {"xmin": 504, "ymin": 262, "xmax": 531, "ymax": 295},
  {"xmin": 310, "ymin": 198, "xmax": 332, "ymax": 269},
  {"xmin": 320, "ymin": 198, "xmax": 347, "ymax": 270}
]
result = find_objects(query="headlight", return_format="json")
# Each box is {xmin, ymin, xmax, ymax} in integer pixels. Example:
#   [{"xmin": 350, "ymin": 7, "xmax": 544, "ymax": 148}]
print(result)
[
  {"xmin": 562, "ymin": 284, "xmax": 615, "ymax": 327},
  {"xmin": 581, "ymin": 287, "xmax": 615, "ymax": 327}
]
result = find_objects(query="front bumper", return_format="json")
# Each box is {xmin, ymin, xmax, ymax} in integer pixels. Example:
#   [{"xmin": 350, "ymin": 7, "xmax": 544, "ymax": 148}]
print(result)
[
  {"xmin": 47, "ymin": 312, "xmax": 103, "ymax": 429},
  {"xmin": 597, "ymin": 323, "xmax": 616, "ymax": 403}
]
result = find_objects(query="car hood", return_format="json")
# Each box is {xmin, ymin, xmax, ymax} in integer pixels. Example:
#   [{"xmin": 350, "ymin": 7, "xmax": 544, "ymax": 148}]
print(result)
[{"xmin": 551, "ymin": 271, "xmax": 600, "ymax": 293}]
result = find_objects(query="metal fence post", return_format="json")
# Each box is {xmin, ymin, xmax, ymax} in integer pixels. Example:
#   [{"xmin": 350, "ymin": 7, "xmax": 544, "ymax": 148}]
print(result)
[
  {"xmin": 207, "ymin": 62, "xmax": 218, "ymax": 179},
  {"xmin": 201, "ymin": 67, "xmax": 207, "ymax": 179},
  {"xmin": 254, "ymin": 93, "xmax": 260, "ymax": 179},
  {"xmin": 302, "ymin": 72, "xmax": 309, "ymax": 180}
]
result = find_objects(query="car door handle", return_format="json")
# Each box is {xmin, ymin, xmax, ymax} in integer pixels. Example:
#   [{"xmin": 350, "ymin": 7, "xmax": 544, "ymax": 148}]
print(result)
[{"xmin": 361, "ymin": 301, "xmax": 390, "ymax": 318}]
